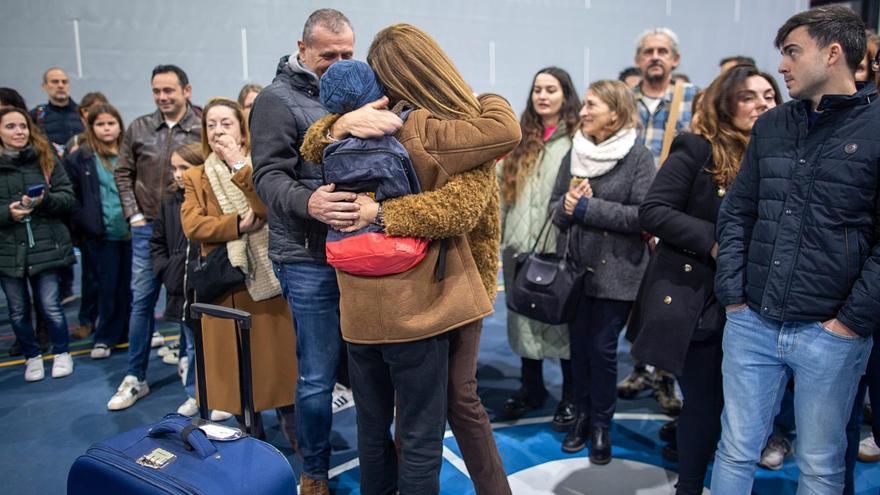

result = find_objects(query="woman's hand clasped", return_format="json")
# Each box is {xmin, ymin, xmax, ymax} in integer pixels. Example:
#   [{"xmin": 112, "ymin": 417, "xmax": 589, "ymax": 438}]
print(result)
[
  {"xmin": 563, "ymin": 179, "xmax": 593, "ymax": 215},
  {"xmin": 339, "ymin": 194, "xmax": 380, "ymax": 233}
]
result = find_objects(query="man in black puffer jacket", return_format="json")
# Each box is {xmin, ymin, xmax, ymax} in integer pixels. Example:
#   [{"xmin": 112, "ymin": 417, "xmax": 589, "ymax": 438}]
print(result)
[{"xmin": 711, "ymin": 6, "xmax": 880, "ymax": 494}]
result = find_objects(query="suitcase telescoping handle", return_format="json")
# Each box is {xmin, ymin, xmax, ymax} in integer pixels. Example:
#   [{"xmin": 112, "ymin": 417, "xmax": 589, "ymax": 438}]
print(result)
[{"xmin": 189, "ymin": 303, "xmax": 257, "ymax": 435}]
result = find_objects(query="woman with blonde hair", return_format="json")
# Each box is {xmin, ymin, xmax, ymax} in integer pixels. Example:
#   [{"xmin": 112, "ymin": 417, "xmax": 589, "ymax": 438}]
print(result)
[
  {"xmin": 180, "ymin": 97, "xmax": 297, "ymax": 445},
  {"xmin": 549, "ymin": 79, "xmax": 655, "ymax": 464},
  {"xmin": 630, "ymin": 65, "xmax": 779, "ymax": 493},
  {"xmin": 499, "ymin": 67, "xmax": 580, "ymax": 428},
  {"xmin": 304, "ymin": 23, "xmax": 521, "ymax": 494}
]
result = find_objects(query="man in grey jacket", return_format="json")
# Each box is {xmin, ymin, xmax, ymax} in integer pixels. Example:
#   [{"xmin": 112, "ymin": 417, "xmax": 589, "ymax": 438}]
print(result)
[{"xmin": 249, "ymin": 9, "xmax": 400, "ymax": 493}]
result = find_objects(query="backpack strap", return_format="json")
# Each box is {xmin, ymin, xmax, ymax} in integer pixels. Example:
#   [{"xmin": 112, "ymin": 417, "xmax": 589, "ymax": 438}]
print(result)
[{"xmin": 659, "ymin": 80, "xmax": 685, "ymax": 167}]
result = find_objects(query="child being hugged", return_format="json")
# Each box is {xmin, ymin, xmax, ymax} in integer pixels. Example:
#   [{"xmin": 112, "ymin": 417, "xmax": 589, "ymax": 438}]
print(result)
[{"xmin": 302, "ymin": 59, "xmax": 426, "ymax": 276}]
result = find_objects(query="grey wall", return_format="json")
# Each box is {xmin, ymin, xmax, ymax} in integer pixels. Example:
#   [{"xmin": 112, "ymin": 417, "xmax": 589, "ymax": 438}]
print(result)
[{"xmin": 1, "ymin": 0, "xmax": 811, "ymax": 123}]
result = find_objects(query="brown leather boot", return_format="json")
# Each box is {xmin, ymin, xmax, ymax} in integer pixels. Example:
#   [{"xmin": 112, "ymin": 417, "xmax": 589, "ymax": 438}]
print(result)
[
  {"xmin": 72, "ymin": 323, "xmax": 94, "ymax": 340},
  {"xmin": 299, "ymin": 475, "xmax": 329, "ymax": 495}
]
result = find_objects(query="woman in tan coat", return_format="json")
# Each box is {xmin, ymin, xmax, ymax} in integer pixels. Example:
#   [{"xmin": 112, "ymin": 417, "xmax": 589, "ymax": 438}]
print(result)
[{"xmin": 180, "ymin": 97, "xmax": 297, "ymax": 446}]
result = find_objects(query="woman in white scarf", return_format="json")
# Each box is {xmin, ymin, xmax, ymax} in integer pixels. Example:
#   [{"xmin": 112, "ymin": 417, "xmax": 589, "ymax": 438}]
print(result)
[
  {"xmin": 180, "ymin": 98, "xmax": 296, "ymax": 445},
  {"xmin": 549, "ymin": 80, "xmax": 656, "ymax": 465}
]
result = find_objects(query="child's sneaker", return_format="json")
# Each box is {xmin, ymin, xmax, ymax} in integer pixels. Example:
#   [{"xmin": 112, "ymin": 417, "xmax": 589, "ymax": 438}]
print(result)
[
  {"xmin": 51, "ymin": 352, "xmax": 74, "ymax": 378},
  {"xmin": 90, "ymin": 343, "xmax": 112, "ymax": 359},
  {"xmin": 151, "ymin": 331, "xmax": 165, "ymax": 348},
  {"xmin": 177, "ymin": 397, "xmax": 199, "ymax": 417},
  {"xmin": 25, "ymin": 355, "xmax": 45, "ymax": 382}
]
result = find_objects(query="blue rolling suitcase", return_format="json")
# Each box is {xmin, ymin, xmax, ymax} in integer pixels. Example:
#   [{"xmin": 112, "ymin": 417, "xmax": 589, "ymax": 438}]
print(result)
[{"xmin": 67, "ymin": 304, "xmax": 297, "ymax": 494}]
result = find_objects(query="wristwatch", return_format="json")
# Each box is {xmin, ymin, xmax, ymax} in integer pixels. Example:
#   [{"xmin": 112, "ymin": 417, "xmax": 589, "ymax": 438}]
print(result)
[
  {"xmin": 372, "ymin": 203, "xmax": 384, "ymax": 227},
  {"xmin": 231, "ymin": 159, "xmax": 247, "ymax": 173}
]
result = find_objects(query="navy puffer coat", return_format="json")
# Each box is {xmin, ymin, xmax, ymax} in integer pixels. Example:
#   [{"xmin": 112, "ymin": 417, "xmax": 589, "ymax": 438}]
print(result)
[{"xmin": 715, "ymin": 84, "xmax": 880, "ymax": 337}]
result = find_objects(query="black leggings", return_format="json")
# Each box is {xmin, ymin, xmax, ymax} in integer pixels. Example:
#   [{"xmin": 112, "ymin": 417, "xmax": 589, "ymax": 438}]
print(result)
[{"xmin": 675, "ymin": 336, "xmax": 724, "ymax": 495}]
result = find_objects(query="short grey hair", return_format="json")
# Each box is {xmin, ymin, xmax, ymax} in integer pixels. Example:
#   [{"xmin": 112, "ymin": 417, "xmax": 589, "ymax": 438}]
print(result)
[
  {"xmin": 302, "ymin": 9, "xmax": 352, "ymax": 46},
  {"xmin": 635, "ymin": 27, "xmax": 680, "ymax": 57}
]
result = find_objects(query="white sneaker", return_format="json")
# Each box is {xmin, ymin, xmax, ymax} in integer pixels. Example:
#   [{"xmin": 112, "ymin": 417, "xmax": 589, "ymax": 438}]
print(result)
[
  {"xmin": 162, "ymin": 348, "xmax": 180, "ymax": 365},
  {"xmin": 859, "ymin": 436, "xmax": 880, "ymax": 463},
  {"xmin": 51, "ymin": 352, "xmax": 74, "ymax": 378},
  {"xmin": 151, "ymin": 331, "xmax": 165, "ymax": 348},
  {"xmin": 90, "ymin": 344, "xmax": 111, "ymax": 359},
  {"xmin": 177, "ymin": 397, "xmax": 199, "ymax": 417},
  {"xmin": 107, "ymin": 375, "xmax": 150, "ymax": 411},
  {"xmin": 332, "ymin": 383, "xmax": 354, "ymax": 413},
  {"xmin": 759, "ymin": 436, "xmax": 792, "ymax": 470},
  {"xmin": 178, "ymin": 356, "xmax": 189, "ymax": 385},
  {"xmin": 210, "ymin": 409, "xmax": 233, "ymax": 421},
  {"xmin": 24, "ymin": 355, "xmax": 45, "ymax": 382}
]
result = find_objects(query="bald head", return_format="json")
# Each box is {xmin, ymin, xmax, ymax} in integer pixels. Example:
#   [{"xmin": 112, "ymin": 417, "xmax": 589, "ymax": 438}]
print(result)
[{"xmin": 42, "ymin": 67, "xmax": 71, "ymax": 106}]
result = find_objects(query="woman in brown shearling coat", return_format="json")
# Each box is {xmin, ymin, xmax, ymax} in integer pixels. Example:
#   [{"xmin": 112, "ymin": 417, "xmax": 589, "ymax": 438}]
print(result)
[
  {"xmin": 303, "ymin": 24, "xmax": 521, "ymax": 495},
  {"xmin": 180, "ymin": 98, "xmax": 297, "ymax": 444}
]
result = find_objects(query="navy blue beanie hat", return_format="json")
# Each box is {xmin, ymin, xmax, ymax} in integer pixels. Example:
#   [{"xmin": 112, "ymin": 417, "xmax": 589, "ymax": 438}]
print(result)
[{"xmin": 320, "ymin": 60, "xmax": 386, "ymax": 114}]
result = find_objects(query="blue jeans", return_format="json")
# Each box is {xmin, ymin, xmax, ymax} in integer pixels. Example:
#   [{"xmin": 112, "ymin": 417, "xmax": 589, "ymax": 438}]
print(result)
[
  {"xmin": 273, "ymin": 261, "xmax": 341, "ymax": 480},
  {"xmin": 711, "ymin": 306, "xmax": 872, "ymax": 495},
  {"xmin": 0, "ymin": 270, "xmax": 70, "ymax": 358},
  {"xmin": 126, "ymin": 223, "xmax": 161, "ymax": 381},
  {"xmin": 181, "ymin": 321, "xmax": 196, "ymax": 398}
]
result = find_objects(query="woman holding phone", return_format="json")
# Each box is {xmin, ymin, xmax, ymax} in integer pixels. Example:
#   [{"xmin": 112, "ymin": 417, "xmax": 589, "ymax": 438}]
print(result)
[{"xmin": 0, "ymin": 107, "xmax": 76, "ymax": 382}]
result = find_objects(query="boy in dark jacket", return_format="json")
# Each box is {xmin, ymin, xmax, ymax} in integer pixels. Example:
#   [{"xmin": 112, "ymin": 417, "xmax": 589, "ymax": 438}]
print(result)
[{"xmin": 150, "ymin": 142, "xmax": 231, "ymax": 421}]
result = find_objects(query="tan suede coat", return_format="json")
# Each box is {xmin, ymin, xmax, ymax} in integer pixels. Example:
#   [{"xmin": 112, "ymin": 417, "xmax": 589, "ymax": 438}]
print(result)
[
  {"xmin": 303, "ymin": 94, "xmax": 521, "ymax": 344},
  {"xmin": 180, "ymin": 164, "xmax": 297, "ymax": 413}
]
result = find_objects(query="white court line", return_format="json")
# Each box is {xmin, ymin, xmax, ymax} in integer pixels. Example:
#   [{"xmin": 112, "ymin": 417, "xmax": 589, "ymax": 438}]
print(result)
[
  {"xmin": 334, "ymin": 412, "xmax": 673, "ymax": 478},
  {"xmin": 329, "ymin": 456, "xmax": 360, "ymax": 479},
  {"xmin": 442, "ymin": 446, "xmax": 472, "ymax": 478}
]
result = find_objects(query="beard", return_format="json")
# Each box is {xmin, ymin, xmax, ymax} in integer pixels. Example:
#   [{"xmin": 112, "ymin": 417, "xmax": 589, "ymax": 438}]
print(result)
[{"xmin": 643, "ymin": 65, "xmax": 669, "ymax": 84}]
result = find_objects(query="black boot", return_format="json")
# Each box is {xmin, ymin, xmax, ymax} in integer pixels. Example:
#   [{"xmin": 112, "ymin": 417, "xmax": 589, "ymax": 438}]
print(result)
[
  {"xmin": 589, "ymin": 426, "xmax": 612, "ymax": 465},
  {"xmin": 658, "ymin": 418, "xmax": 678, "ymax": 443},
  {"xmin": 552, "ymin": 399, "xmax": 576, "ymax": 432},
  {"xmin": 504, "ymin": 358, "xmax": 547, "ymax": 418},
  {"xmin": 502, "ymin": 387, "xmax": 546, "ymax": 418},
  {"xmin": 562, "ymin": 411, "xmax": 589, "ymax": 453}
]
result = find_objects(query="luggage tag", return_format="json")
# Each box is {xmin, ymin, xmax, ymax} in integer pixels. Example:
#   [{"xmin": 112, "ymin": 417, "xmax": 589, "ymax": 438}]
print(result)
[{"xmin": 198, "ymin": 422, "xmax": 244, "ymax": 441}]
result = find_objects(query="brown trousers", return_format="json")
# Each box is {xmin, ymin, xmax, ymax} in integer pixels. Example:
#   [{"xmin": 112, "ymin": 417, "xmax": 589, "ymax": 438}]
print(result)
[{"xmin": 448, "ymin": 320, "xmax": 512, "ymax": 495}]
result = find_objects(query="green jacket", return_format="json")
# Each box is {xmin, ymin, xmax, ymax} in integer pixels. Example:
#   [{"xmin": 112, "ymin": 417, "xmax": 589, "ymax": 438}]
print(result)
[{"xmin": 0, "ymin": 147, "xmax": 75, "ymax": 278}]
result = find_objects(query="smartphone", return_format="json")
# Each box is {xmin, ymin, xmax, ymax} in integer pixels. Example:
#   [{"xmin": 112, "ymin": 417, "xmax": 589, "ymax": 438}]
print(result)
[{"xmin": 26, "ymin": 184, "xmax": 45, "ymax": 198}]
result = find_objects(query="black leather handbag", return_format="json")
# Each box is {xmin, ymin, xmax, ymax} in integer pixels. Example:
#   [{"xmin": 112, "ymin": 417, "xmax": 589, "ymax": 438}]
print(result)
[
  {"xmin": 186, "ymin": 245, "xmax": 245, "ymax": 304},
  {"xmin": 506, "ymin": 215, "xmax": 590, "ymax": 325}
]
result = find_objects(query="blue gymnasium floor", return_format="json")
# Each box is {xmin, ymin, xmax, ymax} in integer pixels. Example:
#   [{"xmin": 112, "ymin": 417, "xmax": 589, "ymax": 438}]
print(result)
[{"xmin": 0, "ymin": 265, "xmax": 879, "ymax": 494}]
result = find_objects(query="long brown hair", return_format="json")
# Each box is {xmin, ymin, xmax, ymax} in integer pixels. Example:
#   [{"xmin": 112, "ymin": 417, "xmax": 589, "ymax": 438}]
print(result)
[
  {"xmin": 0, "ymin": 107, "xmax": 56, "ymax": 179},
  {"xmin": 200, "ymin": 97, "xmax": 250, "ymax": 159},
  {"xmin": 85, "ymin": 103, "xmax": 124, "ymax": 163},
  {"xmin": 367, "ymin": 24, "xmax": 480, "ymax": 120},
  {"xmin": 692, "ymin": 65, "xmax": 781, "ymax": 188},
  {"xmin": 501, "ymin": 67, "xmax": 580, "ymax": 205},
  {"xmin": 174, "ymin": 142, "xmax": 205, "ymax": 167}
]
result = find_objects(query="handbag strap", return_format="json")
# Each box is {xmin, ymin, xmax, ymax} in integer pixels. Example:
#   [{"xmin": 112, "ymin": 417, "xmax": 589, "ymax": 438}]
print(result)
[
  {"xmin": 529, "ymin": 213, "xmax": 575, "ymax": 261},
  {"xmin": 528, "ymin": 215, "xmax": 555, "ymax": 254}
]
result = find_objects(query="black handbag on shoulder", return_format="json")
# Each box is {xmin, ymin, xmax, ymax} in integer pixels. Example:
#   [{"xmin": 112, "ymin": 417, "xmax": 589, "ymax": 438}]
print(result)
[
  {"xmin": 506, "ymin": 214, "xmax": 590, "ymax": 325},
  {"xmin": 186, "ymin": 244, "xmax": 246, "ymax": 304}
]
